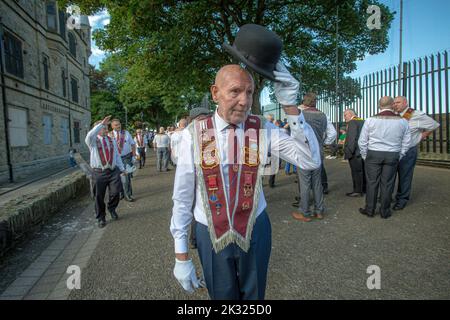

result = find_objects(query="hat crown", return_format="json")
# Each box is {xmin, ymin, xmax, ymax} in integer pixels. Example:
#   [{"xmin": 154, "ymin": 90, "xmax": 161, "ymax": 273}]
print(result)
[
  {"xmin": 233, "ymin": 24, "xmax": 282, "ymax": 65},
  {"xmin": 222, "ymin": 24, "xmax": 283, "ymax": 81}
]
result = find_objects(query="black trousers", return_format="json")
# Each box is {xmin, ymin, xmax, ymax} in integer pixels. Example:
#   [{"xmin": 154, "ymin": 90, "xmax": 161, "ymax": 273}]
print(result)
[
  {"xmin": 348, "ymin": 155, "xmax": 366, "ymax": 193},
  {"xmin": 137, "ymin": 147, "xmax": 146, "ymax": 168},
  {"xmin": 364, "ymin": 150, "xmax": 399, "ymax": 217},
  {"xmin": 93, "ymin": 168, "xmax": 122, "ymax": 221},
  {"xmin": 395, "ymin": 146, "xmax": 418, "ymax": 207}
]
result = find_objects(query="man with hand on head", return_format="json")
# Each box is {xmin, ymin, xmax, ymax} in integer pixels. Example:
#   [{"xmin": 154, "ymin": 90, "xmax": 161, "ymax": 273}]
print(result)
[
  {"xmin": 170, "ymin": 24, "xmax": 321, "ymax": 300},
  {"xmin": 85, "ymin": 116, "xmax": 126, "ymax": 228}
]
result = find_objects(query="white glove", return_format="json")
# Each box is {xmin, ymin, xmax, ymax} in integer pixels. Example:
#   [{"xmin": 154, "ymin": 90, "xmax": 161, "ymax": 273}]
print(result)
[
  {"xmin": 173, "ymin": 258, "xmax": 200, "ymax": 293},
  {"xmin": 273, "ymin": 61, "xmax": 300, "ymax": 106}
]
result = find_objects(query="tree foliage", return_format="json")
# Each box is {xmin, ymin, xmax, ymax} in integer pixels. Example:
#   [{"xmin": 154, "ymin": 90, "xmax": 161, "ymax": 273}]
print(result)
[{"xmin": 62, "ymin": 0, "xmax": 394, "ymax": 116}]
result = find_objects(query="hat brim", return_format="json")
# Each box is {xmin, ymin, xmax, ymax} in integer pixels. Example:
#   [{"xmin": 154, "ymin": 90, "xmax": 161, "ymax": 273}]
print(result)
[{"xmin": 222, "ymin": 43, "xmax": 278, "ymax": 82}]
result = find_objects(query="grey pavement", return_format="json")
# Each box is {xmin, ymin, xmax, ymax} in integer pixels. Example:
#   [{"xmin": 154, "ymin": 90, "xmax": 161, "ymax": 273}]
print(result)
[{"xmin": 1, "ymin": 151, "xmax": 449, "ymax": 299}]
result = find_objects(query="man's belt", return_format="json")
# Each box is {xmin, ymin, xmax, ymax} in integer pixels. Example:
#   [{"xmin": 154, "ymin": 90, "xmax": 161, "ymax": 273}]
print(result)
[
  {"xmin": 93, "ymin": 167, "xmax": 116, "ymax": 173},
  {"xmin": 121, "ymin": 152, "xmax": 133, "ymax": 159}
]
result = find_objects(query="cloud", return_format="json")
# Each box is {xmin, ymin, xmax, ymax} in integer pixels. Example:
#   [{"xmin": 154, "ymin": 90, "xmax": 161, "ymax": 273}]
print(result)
[
  {"xmin": 88, "ymin": 9, "xmax": 109, "ymax": 29},
  {"xmin": 88, "ymin": 10, "xmax": 110, "ymax": 68}
]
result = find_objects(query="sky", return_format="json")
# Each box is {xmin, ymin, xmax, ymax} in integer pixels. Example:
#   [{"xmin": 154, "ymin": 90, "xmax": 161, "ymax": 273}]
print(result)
[{"xmin": 88, "ymin": 1, "xmax": 450, "ymax": 106}]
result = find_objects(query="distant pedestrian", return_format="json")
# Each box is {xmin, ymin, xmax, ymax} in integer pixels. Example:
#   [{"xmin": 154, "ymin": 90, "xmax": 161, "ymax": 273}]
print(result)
[
  {"xmin": 134, "ymin": 129, "xmax": 148, "ymax": 169},
  {"xmin": 154, "ymin": 127, "xmax": 170, "ymax": 172},
  {"xmin": 68, "ymin": 148, "xmax": 77, "ymax": 167},
  {"xmin": 343, "ymin": 109, "xmax": 366, "ymax": 197},
  {"xmin": 170, "ymin": 119, "xmax": 188, "ymax": 166}
]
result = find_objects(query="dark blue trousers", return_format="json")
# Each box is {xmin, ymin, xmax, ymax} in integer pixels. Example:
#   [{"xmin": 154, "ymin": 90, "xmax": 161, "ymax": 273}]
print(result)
[
  {"xmin": 196, "ymin": 210, "xmax": 271, "ymax": 300},
  {"xmin": 395, "ymin": 146, "xmax": 418, "ymax": 207}
]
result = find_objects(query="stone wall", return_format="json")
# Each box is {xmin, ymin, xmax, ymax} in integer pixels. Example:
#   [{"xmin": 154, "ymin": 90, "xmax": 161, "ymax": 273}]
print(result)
[{"xmin": 0, "ymin": 170, "xmax": 89, "ymax": 257}]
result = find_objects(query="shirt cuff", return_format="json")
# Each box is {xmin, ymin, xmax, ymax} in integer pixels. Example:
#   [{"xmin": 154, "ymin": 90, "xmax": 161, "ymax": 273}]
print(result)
[{"xmin": 174, "ymin": 237, "xmax": 188, "ymax": 254}]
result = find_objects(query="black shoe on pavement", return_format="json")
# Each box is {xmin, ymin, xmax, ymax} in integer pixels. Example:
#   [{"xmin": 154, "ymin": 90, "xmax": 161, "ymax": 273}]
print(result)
[
  {"xmin": 98, "ymin": 220, "xmax": 106, "ymax": 228},
  {"xmin": 392, "ymin": 203, "xmax": 405, "ymax": 211},
  {"xmin": 323, "ymin": 188, "xmax": 329, "ymax": 195},
  {"xmin": 292, "ymin": 201, "xmax": 299, "ymax": 207},
  {"xmin": 110, "ymin": 210, "xmax": 119, "ymax": 221},
  {"xmin": 125, "ymin": 196, "xmax": 134, "ymax": 202},
  {"xmin": 359, "ymin": 207, "xmax": 374, "ymax": 217}
]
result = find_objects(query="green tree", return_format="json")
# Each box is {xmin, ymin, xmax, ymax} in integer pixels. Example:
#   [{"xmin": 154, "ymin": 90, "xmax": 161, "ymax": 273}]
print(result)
[{"xmin": 63, "ymin": 0, "xmax": 393, "ymax": 115}]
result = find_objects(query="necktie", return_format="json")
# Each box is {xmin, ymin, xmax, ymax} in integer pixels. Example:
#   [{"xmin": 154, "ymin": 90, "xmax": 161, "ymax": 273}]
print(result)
[{"xmin": 227, "ymin": 124, "xmax": 239, "ymax": 208}]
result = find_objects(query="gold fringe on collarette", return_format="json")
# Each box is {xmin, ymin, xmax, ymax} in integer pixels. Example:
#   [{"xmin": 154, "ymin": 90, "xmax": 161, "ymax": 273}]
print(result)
[{"xmin": 189, "ymin": 116, "xmax": 266, "ymax": 253}]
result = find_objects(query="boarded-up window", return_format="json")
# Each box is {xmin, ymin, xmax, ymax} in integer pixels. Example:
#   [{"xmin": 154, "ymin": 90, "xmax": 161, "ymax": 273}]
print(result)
[
  {"xmin": 9, "ymin": 107, "xmax": 28, "ymax": 147},
  {"xmin": 43, "ymin": 114, "xmax": 53, "ymax": 145},
  {"xmin": 60, "ymin": 117, "xmax": 69, "ymax": 145}
]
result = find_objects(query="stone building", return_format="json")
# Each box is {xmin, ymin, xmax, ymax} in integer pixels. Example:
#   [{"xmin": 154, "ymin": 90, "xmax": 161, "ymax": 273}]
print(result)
[{"xmin": 0, "ymin": 0, "xmax": 91, "ymax": 184}]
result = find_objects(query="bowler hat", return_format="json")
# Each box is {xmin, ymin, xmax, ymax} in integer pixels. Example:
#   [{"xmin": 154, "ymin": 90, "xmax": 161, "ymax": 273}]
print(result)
[{"xmin": 222, "ymin": 24, "xmax": 282, "ymax": 81}]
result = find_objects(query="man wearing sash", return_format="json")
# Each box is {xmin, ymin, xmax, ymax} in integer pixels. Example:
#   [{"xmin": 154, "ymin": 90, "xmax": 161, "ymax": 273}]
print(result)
[
  {"xmin": 358, "ymin": 97, "xmax": 411, "ymax": 219},
  {"xmin": 85, "ymin": 116, "xmax": 126, "ymax": 228},
  {"xmin": 110, "ymin": 119, "xmax": 136, "ymax": 202},
  {"xmin": 134, "ymin": 129, "xmax": 148, "ymax": 169},
  {"xmin": 170, "ymin": 63, "xmax": 321, "ymax": 299},
  {"xmin": 392, "ymin": 96, "xmax": 439, "ymax": 211}
]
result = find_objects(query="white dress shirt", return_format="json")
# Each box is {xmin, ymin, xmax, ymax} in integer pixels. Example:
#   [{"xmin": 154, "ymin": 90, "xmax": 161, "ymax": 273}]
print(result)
[
  {"xmin": 400, "ymin": 108, "xmax": 439, "ymax": 149},
  {"xmin": 358, "ymin": 111, "xmax": 411, "ymax": 160},
  {"xmin": 170, "ymin": 130, "xmax": 184, "ymax": 165},
  {"xmin": 111, "ymin": 130, "xmax": 135, "ymax": 156},
  {"xmin": 170, "ymin": 111, "xmax": 321, "ymax": 253},
  {"xmin": 154, "ymin": 134, "xmax": 170, "ymax": 148},
  {"xmin": 85, "ymin": 123, "xmax": 125, "ymax": 171}
]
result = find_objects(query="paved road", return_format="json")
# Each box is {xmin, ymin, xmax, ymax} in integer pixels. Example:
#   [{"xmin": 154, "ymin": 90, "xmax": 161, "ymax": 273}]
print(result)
[{"xmin": 1, "ymin": 152, "xmax": 449, "ymax": 299}]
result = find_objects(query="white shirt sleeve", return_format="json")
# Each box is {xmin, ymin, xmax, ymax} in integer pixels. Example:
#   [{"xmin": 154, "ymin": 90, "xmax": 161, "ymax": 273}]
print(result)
[
  {"xmin": 170, "ymin": 129, "xmax": 195, "ymax": 254},
  {"xmin": 400, "ymin": 120, "xmax": 412, "ymax": 159},
  {"xmin": 85, "ymin": 123, "xmax": 104, "ymax": 148},
  {"xmin": 324, "ymin": 118, "xmax": 337, "ymax": 145},
  {"xmin": 268, "ymin": 115, "xmax": 321, "ymax": 170},
  {"xmin": 358, "ymin": 120, "xmax": 370, "ymax": 160}
]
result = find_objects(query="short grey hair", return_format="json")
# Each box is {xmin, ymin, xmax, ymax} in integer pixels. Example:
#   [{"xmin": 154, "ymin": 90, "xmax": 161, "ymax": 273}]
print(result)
[{"xmin": 344, "ymin": 108, "xmax": 357, "ymax": 116}]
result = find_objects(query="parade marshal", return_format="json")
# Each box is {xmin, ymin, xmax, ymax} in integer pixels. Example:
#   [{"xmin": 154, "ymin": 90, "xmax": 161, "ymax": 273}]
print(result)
[{"xmin": 170, "ymin": 24, "xmax": 321, "ymax": 300}]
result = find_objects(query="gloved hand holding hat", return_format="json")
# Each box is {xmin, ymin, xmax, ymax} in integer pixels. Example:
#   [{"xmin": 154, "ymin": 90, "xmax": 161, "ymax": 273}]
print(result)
[{"xmin": 222, "ymin": 24, "xmax": 300, "ymax": 106}]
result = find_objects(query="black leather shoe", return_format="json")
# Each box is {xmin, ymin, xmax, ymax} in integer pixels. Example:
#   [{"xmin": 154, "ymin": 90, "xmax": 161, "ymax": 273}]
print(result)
[
  {"xmin": 98, "ymin": 220, "xmax": 106, "ymax": 228},
  {"xmin": 359, "ymin": 208, "xmax": 374, "ymax": 217},
  {"xmin": 323, "ymin": 188, "xmax": 329, "ymax": 195},
  {"xmin": 292, "ymin": 201, "xmax": 299, "ymax": 207},
  {"xmin": 346, "ymin": 192, "xmax": 363, "ymax": 197},
  {"xmin": 125, "ymin": 196, "xmax": 134, "ymax": 202},
  {"xmin": 392, "ymin": 204, "xmax": 405, "ymax": 211},
  {"xmin": 110, "ymin": 210, "xmax": 119, "ymax": 221}
]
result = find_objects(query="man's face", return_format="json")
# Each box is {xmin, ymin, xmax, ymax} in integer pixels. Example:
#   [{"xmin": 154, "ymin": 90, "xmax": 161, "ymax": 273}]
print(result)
[
  {"xmin": 393, "ymin": 97, "xmax": 407, "ymax": 113},
  {"xmin": 111, "ymin": 121, "xmax": 121, "ymax": 131},
  {"xmin": 344, "ymin": 111, "xmax": 352, "ymax": 122},
  {"xmin": 212, "ymin": 67, "xmax": 254, "ymax": 125}
]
